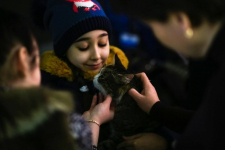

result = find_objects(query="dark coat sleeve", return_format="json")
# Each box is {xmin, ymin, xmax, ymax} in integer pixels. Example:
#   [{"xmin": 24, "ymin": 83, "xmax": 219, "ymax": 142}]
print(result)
[
  {"xmin": 175, "ymin": 65, "xmax": 225, "ymax": 150},
  {"xmin": 150, "ymin": 102, "xmax": 195, "ymax": 133}
]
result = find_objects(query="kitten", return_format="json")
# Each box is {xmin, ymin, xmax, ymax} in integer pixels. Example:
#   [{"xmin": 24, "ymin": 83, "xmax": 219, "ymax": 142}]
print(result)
[{"xmin": 93, "ymin": 55, "xmax": 161, "ymax": 150}]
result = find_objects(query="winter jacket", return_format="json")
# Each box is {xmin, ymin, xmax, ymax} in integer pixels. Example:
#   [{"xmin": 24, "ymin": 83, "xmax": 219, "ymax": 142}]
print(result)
[{"xmin": 40, "ymin": 46, "xmax": 129, "ymax": 114}]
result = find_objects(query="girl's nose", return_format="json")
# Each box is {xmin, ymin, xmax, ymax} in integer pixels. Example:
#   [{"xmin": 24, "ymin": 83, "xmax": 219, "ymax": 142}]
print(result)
[{"xmin": 90, "ymin": 47, "xmax": 101, "ymax": 60}]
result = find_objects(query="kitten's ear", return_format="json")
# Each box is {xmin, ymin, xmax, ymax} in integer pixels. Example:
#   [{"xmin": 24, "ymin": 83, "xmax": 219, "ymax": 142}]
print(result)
[
  {"xmin": 121, "ymin": 74, "xmax": 134, "ymax": 84},
  {"xmin": 114, "ymin": 54, "xmax": 125, "ymax": 70}
]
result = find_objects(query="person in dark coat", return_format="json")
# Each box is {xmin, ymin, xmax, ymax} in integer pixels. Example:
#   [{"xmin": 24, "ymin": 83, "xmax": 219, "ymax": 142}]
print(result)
[{"xmin": 108, "ymin": 0, "xmax": 225, "ymax": 149}]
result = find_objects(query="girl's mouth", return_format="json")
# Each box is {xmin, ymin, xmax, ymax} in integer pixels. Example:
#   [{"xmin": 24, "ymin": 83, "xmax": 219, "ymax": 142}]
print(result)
[{"xmin": 86, "ymin": 63, "xmax": 101, "ymax": 70}]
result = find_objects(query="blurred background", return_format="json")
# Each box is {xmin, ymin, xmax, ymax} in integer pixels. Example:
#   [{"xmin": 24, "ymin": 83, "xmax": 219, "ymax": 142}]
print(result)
[
  {"xmin": 1, "ymin": 0, "xmax": 189, "ymax": 108},
  {"xmin": 1, "ymin": 0, "xmax": 53, "ymax": 54}
]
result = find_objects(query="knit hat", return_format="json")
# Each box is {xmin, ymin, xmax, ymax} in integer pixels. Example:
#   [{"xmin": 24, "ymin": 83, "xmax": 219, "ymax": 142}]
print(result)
[{"xmin": 44, "ymin": 0, "xmax": 112, "ymax": 58}]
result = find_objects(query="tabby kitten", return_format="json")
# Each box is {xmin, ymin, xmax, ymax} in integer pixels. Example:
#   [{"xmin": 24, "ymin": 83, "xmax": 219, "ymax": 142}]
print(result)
[{"xmin": 93, "ymin": 55, "xmax": 161, "ymax": 150}]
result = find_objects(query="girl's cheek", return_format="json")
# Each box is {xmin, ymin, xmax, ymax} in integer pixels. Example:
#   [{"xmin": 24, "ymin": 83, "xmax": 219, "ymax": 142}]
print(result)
[{"xmin": 103, "ymin": 50, "xmax": 110, "ymax": 61}]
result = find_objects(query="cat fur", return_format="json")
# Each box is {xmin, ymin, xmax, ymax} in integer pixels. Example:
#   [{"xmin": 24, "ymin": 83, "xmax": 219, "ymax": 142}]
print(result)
[{"xmin": 93, "ymin": 55, "xmax": 161, "ymax": 150}]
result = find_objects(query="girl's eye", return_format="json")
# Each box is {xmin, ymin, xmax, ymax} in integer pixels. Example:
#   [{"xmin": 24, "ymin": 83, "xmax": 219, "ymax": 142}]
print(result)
[
  {"xmin": 78, "ymin": 46, "xmax": 89, "ymax": 51},
  {"xmin": 98, "ymin": 43, "xmax": 107, "ymax": 47}
]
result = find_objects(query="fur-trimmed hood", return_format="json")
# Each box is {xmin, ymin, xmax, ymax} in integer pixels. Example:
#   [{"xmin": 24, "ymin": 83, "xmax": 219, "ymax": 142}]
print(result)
[
  {"xmin": 0, "ymin": 87, "xmax": 74, "ymax": 140},
  {"xmin": 40, "ymin": 46, "xmax": 129, "ymax": 81}
]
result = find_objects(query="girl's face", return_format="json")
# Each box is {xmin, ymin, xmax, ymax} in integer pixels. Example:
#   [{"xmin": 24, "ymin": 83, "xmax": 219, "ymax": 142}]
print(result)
[{"xmin": 67, "ymin": 30, "xmax": 110, "ymax": 72}]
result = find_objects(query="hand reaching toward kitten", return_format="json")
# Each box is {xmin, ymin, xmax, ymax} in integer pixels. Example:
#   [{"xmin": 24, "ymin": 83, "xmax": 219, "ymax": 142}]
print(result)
[
  {"xmin": 83, "ymin": 93, "xmax": 115, "ymax": 125},
  {"xmin": 129, "ymin": 72, "xmax": 160, "ymax": 114},
  {"xmin": 83, "ymin": 93, "xmax": 115, "ymax": 146}
]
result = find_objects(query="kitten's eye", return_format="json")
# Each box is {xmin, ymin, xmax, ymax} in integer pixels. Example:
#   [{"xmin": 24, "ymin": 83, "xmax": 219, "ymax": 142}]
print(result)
[
  {"xmin": 78, "ymin": 46, "xmax": 89, "ymax": 51},
  {"xmin": 98, "ymin": 43, "xmax": 107, "ymax": 47}
]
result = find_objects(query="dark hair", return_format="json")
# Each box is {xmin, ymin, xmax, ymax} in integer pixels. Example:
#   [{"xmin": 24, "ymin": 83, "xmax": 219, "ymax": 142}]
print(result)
[
  {"xmin": 0, "ymin": 8, "xmax": 35, "ymax": 65},
  {"xmin": 109, "ymin": 0, "xmax": 225, "ymax": 27},
  {"xmin": 0, "ymin": 8, "xmax": 37, "ymax": 82}
]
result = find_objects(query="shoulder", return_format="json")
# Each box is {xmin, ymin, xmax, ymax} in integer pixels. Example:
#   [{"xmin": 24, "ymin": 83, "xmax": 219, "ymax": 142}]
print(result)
[
  {"xmin": 108, "ymin": 46, "xmax": 129, "ymax": 69},
  {"xmin": 41, "ymin": 70, "xmax": 60, "ymax": 83},
  {"xmin": 41, "ymin": 69, "xmax": 81, "ymax": 92},
  {"xmin": 40, "ymin": 50, "xmax": 73, "ymax": 81}
]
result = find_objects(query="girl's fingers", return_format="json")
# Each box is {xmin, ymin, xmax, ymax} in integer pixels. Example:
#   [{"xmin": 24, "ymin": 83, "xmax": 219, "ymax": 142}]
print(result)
[
  {"xmin": 90, "ymin": 95, "xmax": 97, "ymax": 110},
  {"xmin": 103, "ymin": 95, "xmax": 112, "ymax": 107},
  {"xmin": 98, "ymin": 92, "xmax": 103, "ymax": 103}
]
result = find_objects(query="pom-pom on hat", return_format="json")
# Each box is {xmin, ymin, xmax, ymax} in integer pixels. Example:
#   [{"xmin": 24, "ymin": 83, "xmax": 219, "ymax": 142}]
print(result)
[{"xmin": 44, "ymin": 0, "xmax": 112, "ymax": 58}]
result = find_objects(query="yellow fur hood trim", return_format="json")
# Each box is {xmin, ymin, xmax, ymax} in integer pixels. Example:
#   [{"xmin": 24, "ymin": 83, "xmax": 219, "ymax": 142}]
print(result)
[{"xmin": 40, "ymin": 46, "xmax": 129, "ymax": 81}]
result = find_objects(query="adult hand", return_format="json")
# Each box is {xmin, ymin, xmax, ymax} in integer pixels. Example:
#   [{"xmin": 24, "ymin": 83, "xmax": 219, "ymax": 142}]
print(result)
[
  {"xmin": 129, "ymin": 72, "xmax": 160, "ymax": 114},
  {"xmin": 83, "ymin": 93, "xmax": 115, "ymax": 125},
  {"xmin": 117, "ymin": 133, "xmax": 168, "ymax": 150}
]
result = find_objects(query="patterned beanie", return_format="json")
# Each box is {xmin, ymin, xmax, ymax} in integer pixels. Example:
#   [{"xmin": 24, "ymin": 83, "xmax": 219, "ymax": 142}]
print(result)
[{"xmin": 44, "ymin": 0, "xmax": 112, "ymax": 58}]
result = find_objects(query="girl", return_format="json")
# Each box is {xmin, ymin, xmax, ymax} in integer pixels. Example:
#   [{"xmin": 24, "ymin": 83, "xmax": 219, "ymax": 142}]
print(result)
[
  {"xmin": 37, "ymin": 0, "xmax": 129, "ymax": 144},
  {"xmin": 39, "ymin": 0, "xmax": 129, "ymax": 114},
  {"xmin": 0, "ymin": 8, "xmax": 113, "ymax": 150},
  {"xmin": 36, "ymin": 0, "xmax": 170, "ymax": 149}
]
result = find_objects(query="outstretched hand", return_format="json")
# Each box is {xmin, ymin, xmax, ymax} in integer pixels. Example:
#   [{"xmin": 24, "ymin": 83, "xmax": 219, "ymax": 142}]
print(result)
[
  {"xmin": 129, "ymin": 72, "xmax": 160, "ymax": 114},
  {"xmin": 83, "ymin": 93, "xmax": 115, "ymax": 125}
]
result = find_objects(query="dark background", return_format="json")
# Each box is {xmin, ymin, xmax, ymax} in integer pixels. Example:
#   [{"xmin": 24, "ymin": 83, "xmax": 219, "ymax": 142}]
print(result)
[{"xmin": 1, "ymin": 0, "xmax": 53, "ymax": 53}]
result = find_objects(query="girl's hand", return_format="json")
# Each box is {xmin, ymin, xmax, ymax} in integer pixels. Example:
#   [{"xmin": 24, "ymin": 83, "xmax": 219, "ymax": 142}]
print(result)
[
  {"xmin": 83, "ymin": 93, "xmax": 115, "ymax": 125},
  {"xmin": 117, "ymin": 133, "xmax": 168, "ymax": 150},
  {"xmin": 128, "ymin": 72, "xmax": 160, "ymax": 114},
  {"xmin": 83, "ymin": 93, "xmax": 115, "ymax": 146}
]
